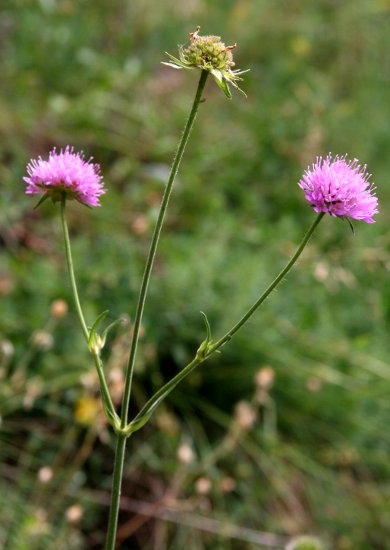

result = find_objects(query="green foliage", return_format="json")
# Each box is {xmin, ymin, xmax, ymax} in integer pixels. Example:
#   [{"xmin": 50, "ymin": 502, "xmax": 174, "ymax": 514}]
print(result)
[
  {"xmin": 1, "ymin": 0, "xmax": 389, "ymax": 548},
  {"xmin": 287, "ymin": 536, "xmax": 326, "ymax": 550}
]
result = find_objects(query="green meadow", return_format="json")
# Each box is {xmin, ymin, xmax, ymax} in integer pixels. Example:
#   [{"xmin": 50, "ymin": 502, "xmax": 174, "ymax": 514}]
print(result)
[{"xmin": 1, "ymin": 1, "xmax": 389, "ymax": 548}]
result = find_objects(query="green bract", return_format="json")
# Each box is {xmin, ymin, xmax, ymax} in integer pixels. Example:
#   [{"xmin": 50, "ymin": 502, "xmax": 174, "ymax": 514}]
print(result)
[{"xmin": 163, "ymin": 26, "xmax": 248, "ymax": 99}]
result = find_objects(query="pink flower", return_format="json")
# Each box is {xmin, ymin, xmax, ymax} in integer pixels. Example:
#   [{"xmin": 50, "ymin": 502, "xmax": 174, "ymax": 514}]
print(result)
[
  {"xmin": 24, "ymin": 146, "xmax": 105, "ymax": 207},
  {"xmin": 298, "ymin": 154, "xmax": 378, "ymax": 223}
]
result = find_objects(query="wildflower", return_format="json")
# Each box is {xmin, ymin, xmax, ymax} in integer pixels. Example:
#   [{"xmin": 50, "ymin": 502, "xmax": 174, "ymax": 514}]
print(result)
[
  {"xmin": 298, "ymin": 154, "xmax": 378, "ymax": 223},
  {"xmin": 163, "ymin": 26, "xmax": 248, "ymax": 98},
  {"xmin": 24, "ymin": 146, "xmax": 105, "ymax": 207}
]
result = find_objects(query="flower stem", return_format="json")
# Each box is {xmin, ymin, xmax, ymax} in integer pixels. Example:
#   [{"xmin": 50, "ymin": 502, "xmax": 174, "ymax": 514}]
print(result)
[
  {"xmin": 105, "ymin": 70, "xmax": 209, "ymax": 550},
  {"xmin": 60, "ymin": 197, "xmax": 89, "ymax": 342},
  {"xmin": 120, "ymin": 70, "xmax": 209, "ymax": 428},
  {"xmin": 208, "ymin": 211, "xmax": 325, "ymax": 352},
  {"xmin": 60, "ymin": 198, "xmax": 118, "ymax": 425},
  {"xmin": 128, "ymin": 212, "xmax": 325, "ymax": 431}
]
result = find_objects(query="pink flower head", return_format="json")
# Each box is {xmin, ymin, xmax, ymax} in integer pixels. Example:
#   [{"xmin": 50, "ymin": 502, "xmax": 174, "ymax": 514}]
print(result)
[
  {"xmin": 298, "ymin": 154, "xmax": 378, "ymax": 224},
  {"xmin": 24, "ymin": 146, "xmax": 105, "ymax": 207}
]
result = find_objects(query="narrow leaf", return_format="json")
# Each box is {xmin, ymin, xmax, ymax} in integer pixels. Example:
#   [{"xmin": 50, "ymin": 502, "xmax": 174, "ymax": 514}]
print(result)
[
  {"xmin": 211, "ymin": 72, "xmax": 232, "ymax": 99},
  {"xmin": 346, "ymin": 217, "xmax": 355, "ymax": 235},
  {"xmin": 88, "ymin": 310, "xmax": 109, "ymax": 351},
  {"xmin": 101, "ymin": 392, "xmax": 119, "ymax": 427},
  {"xmin": 161, "ymin": 62, "xmax": 185, "ymax": 70},
  {"xmin": 33, "ymin": 194, "xmax": 50, "ymax": 210},
  {"xmin": 102, "ymin": 317, "xmax": 126, "ymax": 342},
  {"xmin": 200, "ymin": 311, "xmax": 212, "ymax": 344}
]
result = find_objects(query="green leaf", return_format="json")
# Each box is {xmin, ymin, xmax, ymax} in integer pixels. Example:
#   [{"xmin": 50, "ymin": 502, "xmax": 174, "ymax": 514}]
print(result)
[
  {"xmin": 161, "ymin": 62, "xmax": 185, "ymax": 70},
  {"xmin": 88, "ymin": 310, "xmax": 109, "ymax": 353},
  {"xmin": 162, "ymin": 52, "xmax": 192, "ymax": 70},
  {"xmin": 101, "ymin": 391, "xmax": 120, "ymax": 428},
  {"xmin": 229, "ymin": 79, "xmax": 248, "ymax": 98},
  {"xmin": 78, "ymin": 200, "xmax": 93, "ymax": 209},
  {"xmin": 211, "ymin": 70, "xmax": 232, "ymax": 99},
  {"xmin": 102, "ymin": 316, "xmax": 126, "ymax": 342},
  {"xmin": 33, "ymin": 194, "xmax": 50, "ymax": 210},
  {"xmin": 125, "ymin": 410, "xmax": 153, "ymax": 435},
  {"xmin": 195, "ymin": 311, "xmax": 214, "ymax": 360},
  {"xmin": 344, "ymin": 217, "xmax": 355, "ymax": 235},
  {"xmin": 200, "ymin": 311, "xmax": 212, "ymax": 344}
]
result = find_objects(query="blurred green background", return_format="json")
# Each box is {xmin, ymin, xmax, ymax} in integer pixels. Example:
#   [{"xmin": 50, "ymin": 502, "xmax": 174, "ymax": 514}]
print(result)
[{"xmin": 1, "ymin": 1, "xmax": 389, "ymax": 548}]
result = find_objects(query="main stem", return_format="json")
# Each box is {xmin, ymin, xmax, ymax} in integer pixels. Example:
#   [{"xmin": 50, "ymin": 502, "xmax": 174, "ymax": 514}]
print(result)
[
  {"xmin": 120, "ymin": 70, "xmax": 208, "ymax": 428},
  {"xmin": 105, "ymin": 70, "xmax": 209, "ymax": 550},
  {"xmin": 105, "ymin": 433, "xmax": 126, "ymax": 550}
]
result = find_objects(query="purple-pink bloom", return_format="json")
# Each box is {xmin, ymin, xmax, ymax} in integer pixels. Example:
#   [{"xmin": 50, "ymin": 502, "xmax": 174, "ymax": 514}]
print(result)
[
  {"xmin": 24, "ymin": 146, "xmax": 105, "ymax": 207},
  {"xmin": 298, "ymin": 154, "xmax": 378, "ymax": 224}
]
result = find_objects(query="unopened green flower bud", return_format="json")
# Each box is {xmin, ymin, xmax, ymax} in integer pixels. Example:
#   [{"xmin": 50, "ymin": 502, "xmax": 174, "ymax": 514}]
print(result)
[
  {"xmin": 163, "ymin": 26, "xmax": 248, "ymax": 99},
  {"xmin": 183, "ymin": 27, "xmax": 236, "ymax": 73}
]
